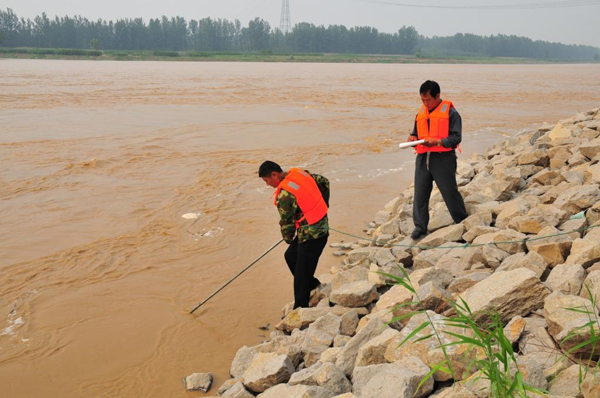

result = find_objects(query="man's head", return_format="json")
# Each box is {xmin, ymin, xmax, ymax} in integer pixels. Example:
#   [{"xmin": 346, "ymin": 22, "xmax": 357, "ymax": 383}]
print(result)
[
  {"xmin": 258, "ymin": 161, "xmax": 284, "ymax": 188},
  {"xmin": 419, "ymin": 80, "xmax": 442, "ymax": 112}
]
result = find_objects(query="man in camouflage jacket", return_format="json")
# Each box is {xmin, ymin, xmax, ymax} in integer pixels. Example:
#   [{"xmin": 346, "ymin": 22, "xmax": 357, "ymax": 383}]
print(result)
[{"xmin": 259, "ymin": 161, "xmax": 329, "ymax": 309}]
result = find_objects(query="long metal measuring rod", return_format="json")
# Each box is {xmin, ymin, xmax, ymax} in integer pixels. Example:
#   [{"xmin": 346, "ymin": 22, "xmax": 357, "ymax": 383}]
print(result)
[{"xmin": 189, "ymin": 238, "xmax": 285, "ymax": 314}]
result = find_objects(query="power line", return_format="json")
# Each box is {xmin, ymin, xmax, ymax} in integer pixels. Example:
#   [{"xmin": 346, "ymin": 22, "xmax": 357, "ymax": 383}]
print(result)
[{"xmin": 352, "ymin": 0, "xmax": 600, "ymax": 10}]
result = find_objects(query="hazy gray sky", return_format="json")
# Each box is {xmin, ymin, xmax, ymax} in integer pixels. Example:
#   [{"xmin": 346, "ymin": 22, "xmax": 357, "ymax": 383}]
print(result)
[{"xmin": 5, "ymin": 0, "xmax": 600, "ymax": 47}]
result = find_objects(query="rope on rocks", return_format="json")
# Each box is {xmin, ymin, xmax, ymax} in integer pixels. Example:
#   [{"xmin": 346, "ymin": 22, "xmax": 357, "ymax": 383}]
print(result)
[{"xmin": 325, "ymin": 224, "xmax": 600, "ymax": 251}]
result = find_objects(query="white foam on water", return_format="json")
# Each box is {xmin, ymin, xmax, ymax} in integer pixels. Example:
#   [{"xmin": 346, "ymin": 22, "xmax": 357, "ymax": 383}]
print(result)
[
  {"xmin": 1, "ymin": 317, "xmax": 24, "ymax": 337},
  {"xmin": 357, "ymin": 161, "xmax": 412, "ymax": 179},
  {"xmin": 182, "ymin": 212, "xmax": 202, "ymax": 220},
  {"xmin": 191, "ymin": 227, "xmax": 225, "ymax": 241}
]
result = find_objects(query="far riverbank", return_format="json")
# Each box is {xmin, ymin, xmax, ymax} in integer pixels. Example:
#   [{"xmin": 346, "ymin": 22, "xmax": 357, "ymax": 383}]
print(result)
[{"xmin": 2, "ymin": 47, "xmax": 598, "ymax": 64}]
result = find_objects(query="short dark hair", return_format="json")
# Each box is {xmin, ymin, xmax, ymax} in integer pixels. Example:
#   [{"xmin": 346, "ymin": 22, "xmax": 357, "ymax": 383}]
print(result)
[
  {"xmin": 420, "ymin": 80, "xmax": 441, "ymax": 98},
  {"xmin": 258, "ymin": 161, "xmax": 282, "ymax": 177}
]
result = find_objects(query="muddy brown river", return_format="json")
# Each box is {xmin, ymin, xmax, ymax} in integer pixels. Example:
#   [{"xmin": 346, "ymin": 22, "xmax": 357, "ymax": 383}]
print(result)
[{"xmin": 1, "ymin": 59, "xmax": 599, "ymax": 397}]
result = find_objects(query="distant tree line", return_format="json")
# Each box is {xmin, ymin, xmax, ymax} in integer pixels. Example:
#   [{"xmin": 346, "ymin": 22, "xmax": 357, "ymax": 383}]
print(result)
[
  {"xmin": 421, "ymin": 32, "xmax": 599, "ymax": 61},
  {"xmin": 1, "ymin": 8, "xmax": 598, "ymax": 61}
]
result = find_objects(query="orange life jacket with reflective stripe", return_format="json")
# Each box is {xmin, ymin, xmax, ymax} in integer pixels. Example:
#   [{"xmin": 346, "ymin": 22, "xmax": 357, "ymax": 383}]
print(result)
[
  {"xmin": 415, "ymin": 100, "xmax": 455, "ymax": 155},
  {"xmin": 274, "ymin": 168, "xmax": 328, "ymax": 226}
]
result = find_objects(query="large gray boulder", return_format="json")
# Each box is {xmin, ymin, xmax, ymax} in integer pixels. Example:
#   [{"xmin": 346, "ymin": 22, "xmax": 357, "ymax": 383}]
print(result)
[
  {"xmin": 331, "ymin": 267, "xmax": 369, "ymax": 291},
  {"xmin": 463, "ymin": 211, "xmax": 492, "ymax": 231},
  {"xmin": 585, "ymin": 163, "xmax": 600, "ymax": 185},
  {"xmin": 413, "ymin": 280, "xmax": 452, "ymax": 312},
  {"xmin": 432, "ymin": 385, "xmax": 477, "ymax": 397},
  {"xmin": 457, "ymin": 160, "xmax": 476, "ymax": 180},
  {"xmin": 277, "ymin": 307, "xmax": 368, "ymax": 333},
  {"xmin": 340, "ymin": 310, "xmax": 359, "ymax": 336},
  {"xmin": 510, "ymin": 355, "xmax": 549, "ymax": 392},
  {"xmin": 185, "ymin": 372, "xmax": 213, "ymax": 392},
  {"xmin": 545, "ymin": 263, "xmax": 585, "ymax": 295},
  {"xmin": 231, "ymin": 346, "xmax": 258, "ymax": 378},
  {"xmin": 518, "ymin": 150, "xmax": 548, "ymax": 167},
  {"xmin": 301, "ymin": 313, "xmax": 342, "ymax": 364},
  {"xmin": 413, "ymin": 248, "xmax": 451, "ymax": 270},
  {"xmin": 304, "ymin": 313, "xmax": 342, "ymax": 345},
  {"xmin": 463, "ymin": 226, "xmax": 499, "ymax": 243},
  {"xmin": 580, "ymin": 138, "xmax": 600, "ymax": 159},
  {"xmin": 566, "ymin": 238, "xmax": 600, "ymax": 268},
  {"xmin": 345, "ymin": 247, "xmax": 395, "ymax": 267},
  {"xmin": 355, "ymin": 328, "xmax": 400, "ymax": 367},
  {"xmin": 219, "ymin": 379, "xmax": 241, "ymax": 395},
  {"xmin": 553, "ymin": 184, "xmax": 600, "ymax": 215},
  {"xmin": 257, "ymin": 384, "xmax": 335, "ymax": 398},
  {"xmin": 368, "ymin": 263, "xmax": 405, "ymax": 287},
  {"xmin": 472, "ymin": 229, "xmax": 527, "ymax": 255},
  {"xmin": 580, "ymin": 270, "xmax": 600, "ymax": 309},
  {"xmin": 335, "ymin": 317, "xmax": 387, "ymax": 376},
  {"xmin": 410, "ymin": 266, "xmax": 454, "ymax": 289},
  {"xmin": 531, "ymin": 168, "xmax": 563, "ymax": 185},
  {"xmin": 289, "ymin": 362, "xmax": 352, "ymax": 395},
  {"xmin": 320, "ymin": 347, "xmax": 342, "ymax": 364},
  {"xmin": 544, "ymin": 291, "xmax": 600, "ymax": 360},
  {"xmin": 242, "ymin": 353, "xmax": 296, "ymax": 393},
  {"xmin": 503, "ymin": 316, "xmax": 526, "ymax": 344},
  {"xmin": 461, "ymin": 268, "xmax": 549, "ymax": 323},
  {"xmin": 526, "ymin": 226, "xmax": 573, "ymax": 267},
  {"xmin": 351, "ymin": 357, "xmax": 434, "ymax": 398},
  {"xmin": 418, "ymin": 224, "xmax": 465, "ymax": 247},
  {"xmin": 428, "ymin": 204, "xmax": 455, "ymax": 231},
  {"xmin": 509, "ymin": 205, "xmax": 568, "ymax": 234},
  {"xmin": 373, "ymin": 284, "xmax": 413, "ymax": 312},
  {"xmin": 221, "ymin": 381, "xmax": 254, "ymax": 398},
  {"xmin": 496, "ymin": 251, "xmax": 548, "ymax": 278},
  {"xmin": 548, "ymin": 365, "xmax": 584, "ymax": 397},
  {"xmin": 330, "ymin": 281, "xmax": 379, "ymax": 308},
  {"xmin": 587, "ymin": 203, "xmax": 600, "ymax": 225},
  {"xmin": 384, "ymin": 311, "xmax": 476, "ymax": 382},
  {"xmin": 580, "ymin": 370, "xmax": 600, "ymax": 398},
  {"xmin": 518, "ymin": 320, "xmax": 564, "ymax": 379},
  {"xmin": 495, "ymin": 198, "xmax": 534, "ymax": 228},
  {"xmin": 447, "ymin": 271, "xmax": 491, "ymax": 294}
]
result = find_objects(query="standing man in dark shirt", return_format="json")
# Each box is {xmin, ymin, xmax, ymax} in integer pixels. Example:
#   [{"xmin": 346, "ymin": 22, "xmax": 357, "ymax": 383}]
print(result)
[{"xmin": 407, "ymin": 80, "xmax": 468, "ymax": 240}]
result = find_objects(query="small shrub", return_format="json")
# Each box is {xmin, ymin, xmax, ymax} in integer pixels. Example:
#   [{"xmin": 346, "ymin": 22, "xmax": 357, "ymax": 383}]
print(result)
[{"xmin": 381, "ymin": 267, "xmax": 545, "ymax": 397}]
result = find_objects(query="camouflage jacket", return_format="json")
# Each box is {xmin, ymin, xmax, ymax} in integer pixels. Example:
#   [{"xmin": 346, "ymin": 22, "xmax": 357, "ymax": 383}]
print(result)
[{"xmin": 276, "ymin": 171, "xmax": 330, "ymax": 244}]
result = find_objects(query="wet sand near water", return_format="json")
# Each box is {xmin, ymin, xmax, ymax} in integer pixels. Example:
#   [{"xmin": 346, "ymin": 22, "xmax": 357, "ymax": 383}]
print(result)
[{"xmin": 1, "ymin": 60, "xmax": 600, "ymax": 397}]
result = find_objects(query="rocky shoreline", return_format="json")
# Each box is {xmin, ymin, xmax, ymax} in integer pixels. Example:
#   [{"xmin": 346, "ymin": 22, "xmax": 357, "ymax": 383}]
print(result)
[{"xmin": 189, "ymin": 108, "xmax": 600, "ymax": 397}]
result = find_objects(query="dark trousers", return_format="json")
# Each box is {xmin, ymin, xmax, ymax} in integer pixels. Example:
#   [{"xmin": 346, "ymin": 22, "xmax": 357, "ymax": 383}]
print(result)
[
  {"xmin": 413, "ymin": 151, "xmax": 468, "ymax": 232},
  {"xmin": 284, "ymin": 234, "xmax": 328, "ymax": 309}
]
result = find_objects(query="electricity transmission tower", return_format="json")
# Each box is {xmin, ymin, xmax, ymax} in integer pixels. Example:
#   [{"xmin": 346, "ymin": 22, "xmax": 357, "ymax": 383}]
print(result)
[{"xmin": 280, "ymin": 0, "xmax": 291, "ymax": 33}]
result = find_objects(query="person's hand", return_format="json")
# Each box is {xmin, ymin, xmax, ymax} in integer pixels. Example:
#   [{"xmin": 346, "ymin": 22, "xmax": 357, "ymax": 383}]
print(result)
[
  {"xmin": 423, "ymin": 138, "xmax": 442, "ymax": 146},
  {"xmin": 408, "ymin": 135, "xmax": 417, "ymax": 142}
]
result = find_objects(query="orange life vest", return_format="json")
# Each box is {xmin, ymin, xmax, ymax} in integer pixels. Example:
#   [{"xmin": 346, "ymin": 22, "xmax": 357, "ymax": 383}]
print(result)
[
  {"xmin": 415, "ymin": 100, "xmax": 455, "ymax": 155},
  {"xmin": 274, "ymin": 168, "xmax": 328, "ymax": 226}
]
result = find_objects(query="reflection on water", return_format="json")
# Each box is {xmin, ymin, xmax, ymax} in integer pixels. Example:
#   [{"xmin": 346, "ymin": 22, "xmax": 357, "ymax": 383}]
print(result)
[{"xmin": 1, "ymin": 59, "xmax": 599, "ymax": 397}]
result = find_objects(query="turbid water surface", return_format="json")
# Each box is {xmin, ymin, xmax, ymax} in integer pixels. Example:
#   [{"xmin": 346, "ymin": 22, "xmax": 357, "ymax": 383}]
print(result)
[{"xmin": 1, "ymin": 59, "xmax": 600, "ymax": 397}]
